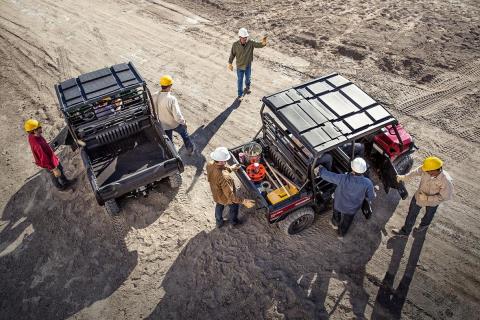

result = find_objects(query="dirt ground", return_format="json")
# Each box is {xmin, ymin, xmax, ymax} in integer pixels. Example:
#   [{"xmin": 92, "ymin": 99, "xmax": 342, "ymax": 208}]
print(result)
[{"xmin": 1, "ymin": 0, "xmax": 479, "ymax": 319}]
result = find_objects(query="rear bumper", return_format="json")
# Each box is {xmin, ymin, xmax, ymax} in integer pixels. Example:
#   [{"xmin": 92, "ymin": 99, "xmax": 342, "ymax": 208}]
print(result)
[
  {"xmin": 81, "ymin": 148, "xmax": 182, "ymax": 205},
  {"xmin": 97, "ymin": 158, "xmax": 181, "ymax": 202}
]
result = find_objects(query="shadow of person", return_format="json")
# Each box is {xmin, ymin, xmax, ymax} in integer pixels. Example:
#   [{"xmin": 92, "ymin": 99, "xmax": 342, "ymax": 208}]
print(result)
[
  {"xmin": 371, "ymin": 230, "xmax": 427, "ymax": 319},
  {"xmin": 146, "ymin": 181, "xmax": 402, "ymax": 319},
  {"xmin": 0, "ymin": 152, "xmax": 137, "ymax": 320},
  {"xmin": 307, "ymin": 186, "xmax": 402, "ymax": 319},
  {"xmin": 178, "ymin": 99, "xmax": 240, "ymax": 194}
]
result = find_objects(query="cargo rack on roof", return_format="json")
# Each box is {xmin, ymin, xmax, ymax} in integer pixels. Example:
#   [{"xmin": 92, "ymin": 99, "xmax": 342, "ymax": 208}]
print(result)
[{"xmin": 262, "ymin": 73, "xmax": 397, "ymax": 156}]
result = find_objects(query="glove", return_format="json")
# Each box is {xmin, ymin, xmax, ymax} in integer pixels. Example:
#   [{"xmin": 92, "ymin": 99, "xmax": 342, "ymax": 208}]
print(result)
[
  {"xmin": 242, "ymin": 199, "xmax": 255, "ymax": 208},
  {"xmin": 262, "ymin": 36, "xmax": 268, "ymax": 45},
  {"xmin": 316, "ymin": 164, "xmax": 325, "ymax": 173},
  {"xmin": 396, "ymin": 175, "xmax": 406, "ymax": 182},
  {"xmin": 227, "ymin": 63, "xmax": 233, "ymax": 71},
  {"xmin": 52, "ymin": 167, "xmax": 61, "ymax": 177},
  {"xmin": 230, "ymin": 164, "xmax": 242, "ymax": 171}
]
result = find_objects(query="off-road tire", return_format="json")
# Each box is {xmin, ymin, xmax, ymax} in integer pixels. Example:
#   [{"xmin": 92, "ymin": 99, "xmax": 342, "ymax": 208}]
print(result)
[
  {"xmin": 111, "ymin": 215, "xmax": 128, "ymax": 252},
  {"xmin": 279, "ymin": 206, "xmax": 315, "ymax": 235},
  {"xmin": 104, "ymin": 199, "xmax": 120, "ymax": 216},
  {"xmin": 393, "ymin": 154, "xmax": 413, "ymax": 175},
  {"xmin": 168, "ymin": 173, "xmax": 182, "ymax": 189}
]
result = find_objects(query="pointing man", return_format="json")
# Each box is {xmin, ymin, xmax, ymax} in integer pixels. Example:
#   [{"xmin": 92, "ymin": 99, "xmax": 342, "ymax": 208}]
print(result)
[{"xmin": 228, "ymin": 28, "xmax": 267, "ymax": 101}]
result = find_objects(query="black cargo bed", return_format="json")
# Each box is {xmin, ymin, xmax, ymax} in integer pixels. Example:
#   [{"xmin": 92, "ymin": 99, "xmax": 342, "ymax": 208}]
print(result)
[
  {"xmin": 95, "ymin": 142, "xmax": 166, "ymax": 186},
  {"xmin": 87, "ymin": 128, "xmax": 168, "ymax": 187}
]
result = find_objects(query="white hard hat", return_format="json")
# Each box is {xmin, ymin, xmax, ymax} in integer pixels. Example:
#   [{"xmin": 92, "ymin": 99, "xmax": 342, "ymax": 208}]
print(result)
[
  {"xmin": 351, "ymin": 157, "xmax": 367, "ymax": 174},
  {"xmin": 210, "ymin": 147, "xmax": 231, "ymax": 162},
  {"xmin": 238, "ymin": 27, "xmax": 249, "ymax": 38}
]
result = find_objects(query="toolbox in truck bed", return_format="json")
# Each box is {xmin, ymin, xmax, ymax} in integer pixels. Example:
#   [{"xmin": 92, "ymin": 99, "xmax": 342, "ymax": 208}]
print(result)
[{"xmin": 228, "ymin": 73, "xmax": 414, "ymax": 235}]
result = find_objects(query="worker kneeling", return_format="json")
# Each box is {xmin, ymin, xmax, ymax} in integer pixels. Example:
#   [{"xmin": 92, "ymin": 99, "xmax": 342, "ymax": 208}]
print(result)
[{"xmin": 318, "ymin": 158, "xmax": 376, "ymax": 238}]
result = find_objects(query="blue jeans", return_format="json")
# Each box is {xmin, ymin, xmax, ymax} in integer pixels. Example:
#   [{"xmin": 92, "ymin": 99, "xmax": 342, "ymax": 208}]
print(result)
[
  {"xmin": 332, "ymin": 209, "xmax": 355, "ymax": 236},
  {"xmin": 165, "ymin": 124, "xmax": 194, "ymax": 153},
  {"xmin": 215, "ymin": 203, "xmax": 239, "ymax": 224},
  {"xmin": 236, "ymin": 64, "xmax": 252, "ymax": 97},
  {"xmin": 401, "ymin": 195, "xmax": 438, "ymax": 234}
]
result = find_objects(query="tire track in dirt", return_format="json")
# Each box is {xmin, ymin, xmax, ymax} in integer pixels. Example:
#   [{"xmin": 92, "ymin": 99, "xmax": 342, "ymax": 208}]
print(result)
[
  {"xmin": 398, "ymin": 63, "xmax": 480, "ymax": 114},
  {"xmin": 393, "ymin": 61, "xmax": 480, "ymax": 144},
  {"xmin": 55, "ymin": 46, "xmax": 73, "ymax": 80}
]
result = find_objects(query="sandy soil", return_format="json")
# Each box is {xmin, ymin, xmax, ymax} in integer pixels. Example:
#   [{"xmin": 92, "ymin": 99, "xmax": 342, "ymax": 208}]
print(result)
[{"xmin": 0, "ymin": 0, "xmax": 479, "ymax": 319}]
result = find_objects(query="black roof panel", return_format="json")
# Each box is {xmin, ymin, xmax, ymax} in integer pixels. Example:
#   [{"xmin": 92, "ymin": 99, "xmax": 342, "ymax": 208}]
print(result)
[
  {"xmin": 262, "ymin": 73, "xmax": 397, "ymax": 155},
  {"xmin": 326, "ymin": 74, "xmax": 350, "ymax": 87},
  {"xmin": 320, "ymin": 91, "xmax": 359, "ymax": 117},
  {"xmin": 278, "ymin": 104, "xmax": 317, "ymax": 133}
]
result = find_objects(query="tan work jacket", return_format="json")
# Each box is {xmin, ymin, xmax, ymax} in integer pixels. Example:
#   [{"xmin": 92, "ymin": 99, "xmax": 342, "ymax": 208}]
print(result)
[
  {"xmin": 404, "ymin": 166, "xmax": 454, "ymax": 207},
  {"xmin": 206, "ymin": 161, "xmax": 243, "ymax": 205},
  {"xmin": 154, "ymin": 91, "xmax": 186, "ymax": 130}
]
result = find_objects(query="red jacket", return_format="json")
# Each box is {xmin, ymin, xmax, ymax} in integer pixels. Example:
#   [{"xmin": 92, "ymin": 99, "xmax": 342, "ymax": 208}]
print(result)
[{"xmin": 28, "ymin": 134, "xmax": 59, "ymax": 170}]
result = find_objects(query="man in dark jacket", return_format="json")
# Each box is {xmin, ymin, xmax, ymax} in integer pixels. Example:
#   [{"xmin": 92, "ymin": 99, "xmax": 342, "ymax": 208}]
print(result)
[
  {"xmin": 25, "ymin": 119, "xmax": 72, "ymax": 190},
  {"xmin": 318, "ymin": 157, "xmax": 376, "ymax": 238},
  {"xmin": 228, "ymin": 27, "xmax": 267, "ymax": 101}
]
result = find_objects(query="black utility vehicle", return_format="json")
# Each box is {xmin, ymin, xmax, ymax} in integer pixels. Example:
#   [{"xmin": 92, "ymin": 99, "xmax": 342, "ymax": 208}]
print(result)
[
  {"xmin": 52, "ymin": 62, "xmax": 184, "ymax": 215},
  {"xmin": 229, "ymin": 73, "xmax": 415, "ymax": 234}
]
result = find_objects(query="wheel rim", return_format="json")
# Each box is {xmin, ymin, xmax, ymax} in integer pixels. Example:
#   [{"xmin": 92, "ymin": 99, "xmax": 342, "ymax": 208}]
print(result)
[{"xmin": 290, "ymin": 215, "xmax": 312, "ymax": 234}]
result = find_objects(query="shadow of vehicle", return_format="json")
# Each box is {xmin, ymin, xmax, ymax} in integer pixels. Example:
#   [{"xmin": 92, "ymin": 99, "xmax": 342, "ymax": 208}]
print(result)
[
  {"xmin": 177, "ymin": 99, "xmax": 240, "ymax": 194},
  {"xmin": 146, "ymin": 184, "xmax": 402, "ymax": 319},
  {"xmin": 0, "ymin": 149, "xmax": 175, "ymax": 320},
  {"xmin": 371, "ymin": 229, "xmax": 427, "ymax": 319}
]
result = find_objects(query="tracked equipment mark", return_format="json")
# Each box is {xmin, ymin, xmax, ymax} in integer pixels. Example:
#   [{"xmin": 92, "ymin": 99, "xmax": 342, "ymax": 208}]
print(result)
[
  {"xmin": 399, "ymin": 80, "xmax": 479, "ymax": 115},
  {"xmin": 55, "ymin": 46, "xmax": 73, "ymax": 79},
  {"xmin": 393, "ymin": 62, "xmax": 480, "ymax": 144},
  {"xmin": 397, "ymin": 62, "xmax": 480, "ymax": 114}
]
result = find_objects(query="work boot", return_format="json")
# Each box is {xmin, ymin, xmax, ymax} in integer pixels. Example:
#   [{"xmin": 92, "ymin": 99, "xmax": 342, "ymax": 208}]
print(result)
[
  {"xmin": 244, "ymin": 86, "xmax": 251, "ymax": 94},
  {"xmin": 216, "ymin": 220, "xmax": 225, "ymax": 228},
  {"xmin": 329, "ymin": 220, "xmax": 338, "ymax": 230},
  {"xmin": 230, "ymin": 218, "xmax": 244, "ymax": 228},
  {"xmin": 187, "ymin": 143, "xmax": 196, "ymax": 156},
  {"xmin": 414, "ymin": 225, "xmax": 429, "ymax": 233},
  {"xmin": 391, "ymin": 228, "xmax": 409, "ymax": 237}
]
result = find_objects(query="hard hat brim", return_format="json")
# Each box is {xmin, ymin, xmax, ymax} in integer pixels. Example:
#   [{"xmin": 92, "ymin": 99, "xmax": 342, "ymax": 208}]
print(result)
[{"xmin": 210, "ymin": 151, "xmax": 231, "ymax": 162}]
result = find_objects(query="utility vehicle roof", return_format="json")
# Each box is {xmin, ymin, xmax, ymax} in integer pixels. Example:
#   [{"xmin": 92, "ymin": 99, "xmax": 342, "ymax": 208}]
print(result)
[
  {"xmin": 55, "ymin": 62, "xmax": 144, "ymax": 112},
  {"xmin": 262, "ymin": 73, "xmax": 397, "ymax": 156}
]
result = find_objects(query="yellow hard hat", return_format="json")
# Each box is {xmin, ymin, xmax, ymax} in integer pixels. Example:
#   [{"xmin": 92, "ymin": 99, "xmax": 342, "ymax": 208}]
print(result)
[
  {"xmin": 24, "ymin": 119, "xmax": 41, "ymax": 132},
  {"xmin": 160, "ymin": 75, "xmax": 173, "ymax": 87},
  {"xmin": 422, "ymin": 156, "xmax": 443, "ymax": 171}
]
